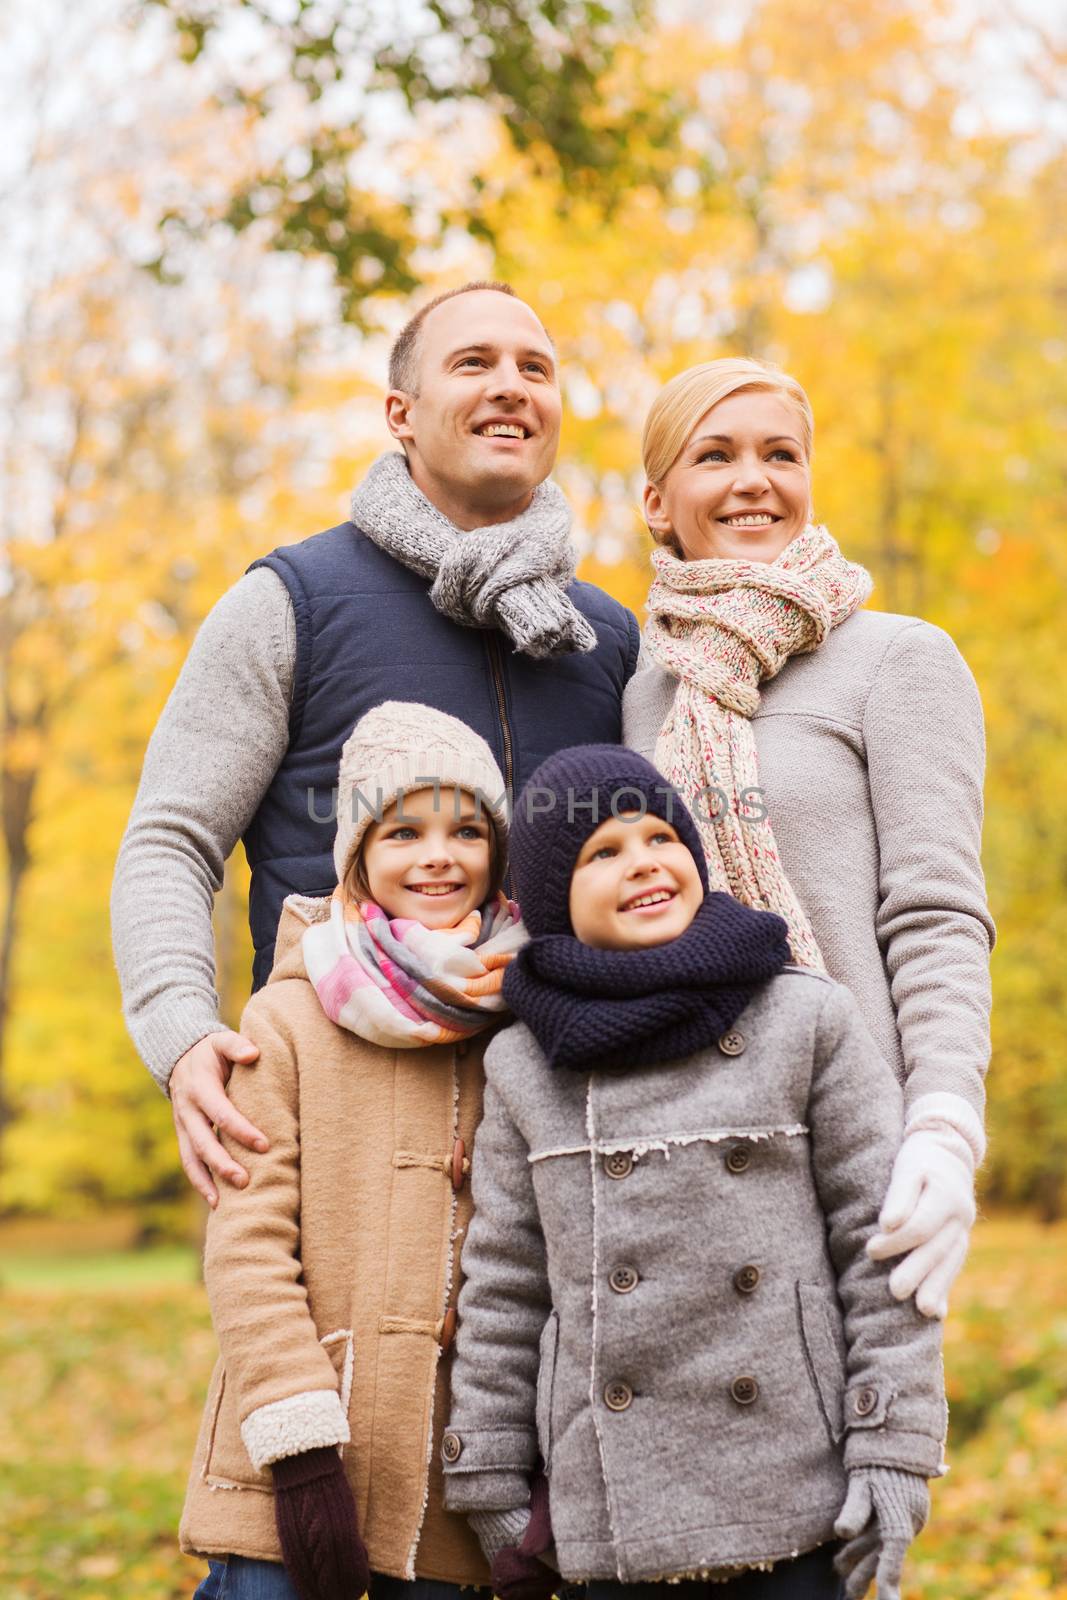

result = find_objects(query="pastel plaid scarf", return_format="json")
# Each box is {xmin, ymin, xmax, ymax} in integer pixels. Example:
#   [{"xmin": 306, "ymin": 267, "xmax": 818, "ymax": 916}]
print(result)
[
  {"xmin": 302, "ymin": 888, "xmax": 527, "ymax": 1048},
  {"xmin": 644, "ymin": 524, "xmax": 872, "ymax": 969}
]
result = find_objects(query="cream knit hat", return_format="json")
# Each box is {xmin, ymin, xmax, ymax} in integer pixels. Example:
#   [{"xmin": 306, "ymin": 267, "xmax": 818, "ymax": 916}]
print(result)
[{"xmin": 333, "ymin": 701, "xmax": 509, "ymax": 887}]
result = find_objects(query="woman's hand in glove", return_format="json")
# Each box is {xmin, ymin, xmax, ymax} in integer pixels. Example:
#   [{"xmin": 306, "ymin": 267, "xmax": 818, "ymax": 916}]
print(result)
[
  {"xmin": 271, "ymin": 1446, "xmax": 370, "ymax": 1600},
  {"xmin": 867, "ymin": 1117, "xmax": 978, "ymax": 1318}
]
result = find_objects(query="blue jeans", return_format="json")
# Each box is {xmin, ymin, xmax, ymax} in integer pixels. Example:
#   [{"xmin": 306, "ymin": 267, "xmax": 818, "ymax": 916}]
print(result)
[
  {"xmin": 581, "ymin": 1543, "xmax": 844, "ymax": 1600},
  {"xmin": 195, "ymin": 1561, "xmax": 490, "ymax": 1600}
]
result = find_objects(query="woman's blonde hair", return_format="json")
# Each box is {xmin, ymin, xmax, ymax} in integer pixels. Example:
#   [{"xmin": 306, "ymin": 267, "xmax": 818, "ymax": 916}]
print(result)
[{"xmin": 642, "ymin": 358, "xmax": 814, "ymax": 507}]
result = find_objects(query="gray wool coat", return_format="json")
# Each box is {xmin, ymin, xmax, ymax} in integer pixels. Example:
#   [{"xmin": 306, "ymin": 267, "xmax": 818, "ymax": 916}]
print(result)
[
  {"xmin": 442, "ymin": 969, "xmax": 946, "ymax": 1583},
  {"xmin": 622, "ymin": 610, "xmax": 994, "ymax": 1133}
]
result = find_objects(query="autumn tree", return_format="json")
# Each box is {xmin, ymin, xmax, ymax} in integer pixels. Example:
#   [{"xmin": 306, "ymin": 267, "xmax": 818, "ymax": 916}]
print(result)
[
  {"xmin": 0, "ymin": 0, "xmax": 373, "ymax": 1218},
  {"xmin": 3, "ymin": 0, "xmax": 1065, "ymax": 1223},
  {"xmin": 140, "ymin": 0, "xmax": 678, "ymax": 324}
]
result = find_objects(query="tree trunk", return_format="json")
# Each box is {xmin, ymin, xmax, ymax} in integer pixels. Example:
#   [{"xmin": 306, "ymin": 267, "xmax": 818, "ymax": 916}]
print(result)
[
  {"xmin": 0, "ymin": 701, "xmax": 43, "ymax": 1184},
  {"xmin": 0, "ymin": 806, "xmax": 33, "ymax": 1185}
]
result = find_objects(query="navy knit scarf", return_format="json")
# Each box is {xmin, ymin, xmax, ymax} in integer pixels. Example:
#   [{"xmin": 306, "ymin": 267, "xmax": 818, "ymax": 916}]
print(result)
[{"xmin": 503, "ymin": 892, "xmax": 791, "ymax": 1073}]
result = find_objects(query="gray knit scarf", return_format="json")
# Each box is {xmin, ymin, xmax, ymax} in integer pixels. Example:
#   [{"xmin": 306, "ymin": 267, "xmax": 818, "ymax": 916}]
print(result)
[{"xmin": 350, "ymin": 452, "xmax": 597, "ymax": 659}]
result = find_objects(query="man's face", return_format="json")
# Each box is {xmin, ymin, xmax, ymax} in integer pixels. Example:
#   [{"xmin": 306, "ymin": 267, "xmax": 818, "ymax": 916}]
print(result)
[{"xmin": 387, "ymin": 289, "xmax": 562, "ymax": 527}]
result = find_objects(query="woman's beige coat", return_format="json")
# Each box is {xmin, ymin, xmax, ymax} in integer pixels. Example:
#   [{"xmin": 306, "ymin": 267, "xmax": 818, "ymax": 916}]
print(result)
[{"xmin": 180, "ymin": 895, "xmax": 489, "ymax": 1585}]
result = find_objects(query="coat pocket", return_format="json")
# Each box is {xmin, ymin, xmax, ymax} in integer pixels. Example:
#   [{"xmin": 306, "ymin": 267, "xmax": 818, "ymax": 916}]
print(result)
[
  {"xmin": 797, "ymin": 1282, "xmax": 848, "ymax": 1445},
  {"xmin": 535, "ymin": 1311, "xmax": 560, "ymax": 1471},
  {"xmin": 318, "ymin": 1328, "xmax": 355, "ymax": 1422},
  {"xmin": 204, "ymin": 1368, "xmax": 273, "ymax": 1491},
  {"xmin": 205, "ymin": 1328, "xmax": 354, "ymax": 1487}
]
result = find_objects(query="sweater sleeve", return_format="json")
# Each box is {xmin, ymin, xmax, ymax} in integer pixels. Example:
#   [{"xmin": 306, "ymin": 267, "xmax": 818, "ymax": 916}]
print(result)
[
  {"xmin": 807, "ymin": 983, "xmax": 947, "ymax": 1477},
  {"xmin": 204, "ymin": 1001, "xmax": 350, "ymax": 1471},
  {"xmin": 110, "ymin": 566, "xmax": 295, "ymax": 1091},
  {"xmin": 442, "ymin": 1049, "xmax": 550, "ymax": 1514},
  {"xmin": 863, "ymin": 621, "xmax": 994, "ymax": 1125}
]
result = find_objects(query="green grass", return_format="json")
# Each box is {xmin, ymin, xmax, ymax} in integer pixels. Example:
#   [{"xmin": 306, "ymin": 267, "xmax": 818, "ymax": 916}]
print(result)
[
  {"xmin": 0, "ymin": 1218, "xmax": 1065, "ymax": 1598},
  {"xmin": 0, "ymin": 1246, "xmax": 200, "ymax": 1292}
]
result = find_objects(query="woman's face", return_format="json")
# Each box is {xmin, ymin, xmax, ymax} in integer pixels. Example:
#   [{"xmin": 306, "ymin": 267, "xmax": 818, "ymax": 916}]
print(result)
[{"xmin": 644, "ymin": 389, "xmax": 811, "ymax": 563}]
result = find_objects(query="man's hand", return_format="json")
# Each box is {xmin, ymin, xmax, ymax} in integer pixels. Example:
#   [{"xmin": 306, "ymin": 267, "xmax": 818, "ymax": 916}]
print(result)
[{"xmin": 170, "ymin": 1031, "xmax": 267, "ymax": 1206}]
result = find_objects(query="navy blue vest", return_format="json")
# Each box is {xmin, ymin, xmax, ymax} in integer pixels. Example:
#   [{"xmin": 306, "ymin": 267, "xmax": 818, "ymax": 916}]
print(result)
[{"xmin": 243, "ymin": 521, "xmax": 640, "ymax": 987}]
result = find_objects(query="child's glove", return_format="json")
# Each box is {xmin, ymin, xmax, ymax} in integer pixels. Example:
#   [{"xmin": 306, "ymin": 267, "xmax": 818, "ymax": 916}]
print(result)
[
  {"xmin": 833, "ymin": 1466, "xmax": 929, "ymax": 1600},
  {"xmin": 867, "ymin": 1094, "xmax": 984, "ymax": 1318},
  {"xmin": 470, "ymin": 1469, "xmax": 556, "ymax": 1600},
  {"xmin": 271, "ymin": 1446, "xmax": 371, "ymax": 1600}
]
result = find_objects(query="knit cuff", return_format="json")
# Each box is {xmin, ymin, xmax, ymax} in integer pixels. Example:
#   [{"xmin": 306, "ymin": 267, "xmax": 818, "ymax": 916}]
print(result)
[
  {"xmin": 852, "ymin": 1466, "xmax": 930, "ymax": 1536},
  {"xmin": 469, "ymin": 1507, "xmax": 533, "ymax": 1564},
  {"xmin": 904, "ymin": 1092, "xmax": 986, "ymax": 1168},
  {"xmin": 241, "ymin": 1389, "xmax": 350, "ymax": 1471},
  {"xmin": 130, "ymin": 998, "xmax": 224, "ymax": 1094},
  {"xmin": 271, "ymin": 1444, "xmax": 347, "ymax": 1488}
]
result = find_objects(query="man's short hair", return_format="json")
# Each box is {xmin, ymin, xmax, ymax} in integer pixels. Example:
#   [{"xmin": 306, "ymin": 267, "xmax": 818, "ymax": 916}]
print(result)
[{"xmin": 388, "ymin": 280, "xmax": 518, "ymax": 395}]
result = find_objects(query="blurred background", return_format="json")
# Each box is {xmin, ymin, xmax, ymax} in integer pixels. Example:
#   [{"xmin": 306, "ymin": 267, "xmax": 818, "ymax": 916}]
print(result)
[{"xmin": 1, "ymin": 0, "xmax": 1065, "ymax": 1594}]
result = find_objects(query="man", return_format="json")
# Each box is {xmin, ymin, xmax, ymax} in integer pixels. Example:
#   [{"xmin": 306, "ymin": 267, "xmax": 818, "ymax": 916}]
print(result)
[{"xmin": 112, "ymin": 280, "xmax": 640, "ymax": 1206}]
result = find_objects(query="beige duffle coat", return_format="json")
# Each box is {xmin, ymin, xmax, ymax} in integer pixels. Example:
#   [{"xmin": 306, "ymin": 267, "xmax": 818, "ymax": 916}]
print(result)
[{"xmin": 180, "ymin": 895, "xmax": 490, "ymax": 1585}]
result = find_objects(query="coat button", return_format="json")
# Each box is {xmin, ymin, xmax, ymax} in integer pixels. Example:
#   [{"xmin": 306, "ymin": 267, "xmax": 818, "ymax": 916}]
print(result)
[
  {"xmin": 604, "ymin": 1151, "xmax": 633, "ymax": 1179},
  {"xmin": 609, "ymin": 1265, "xmax": 639, "ymax": 1294},
  {"xmin": 718, "ymin": 1029, "xmax": 746, "ymax": 1056},
  {"xmin": 734, "ymin": 1265, "xmax": 761, "ymax": 1294},
  {"xmin": 439, "ymin": 1306, "xmax": 458, "ymax": 1352},
  {"xmin": 730, "ymin": 1375, "xmax": 759, "ymax": 1406},
  {"xmin": 854, "ymin": 1386, "xmax": 878, "ymax": 1417},
  {"xmin": 451, "ymin": 1137, "xmax": 467, "ymax": 1191},
  {"xmin": 725, "ymin": 1145, "xmax": 752, "ymax": 1174},
  {"xmin": 603, "ymin": 1381, "xmax": 633, "ymax": 1411},
  {"xmin": 442, "ymin": 1431, "xmax": 462, "ymax": 1462}
]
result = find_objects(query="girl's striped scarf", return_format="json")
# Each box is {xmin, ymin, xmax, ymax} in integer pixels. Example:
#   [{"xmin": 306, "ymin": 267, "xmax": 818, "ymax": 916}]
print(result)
[
  {"xmin": 302, "ymin": 888, "xmax": 527, "ymax": 1048},
  {"xmin": 644, "ymin": 524, "xmax": 872, "ymax": 969}
]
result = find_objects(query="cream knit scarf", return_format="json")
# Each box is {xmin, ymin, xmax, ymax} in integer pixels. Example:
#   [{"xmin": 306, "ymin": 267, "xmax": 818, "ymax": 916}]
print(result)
[{"xmin": 644, "ymin": 524, "xmax": 872, "ymax": 968}]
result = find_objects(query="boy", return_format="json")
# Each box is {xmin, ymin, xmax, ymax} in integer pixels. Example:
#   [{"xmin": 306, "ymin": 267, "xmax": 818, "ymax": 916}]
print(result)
[{"xmin": 443, "ymin": 745, "xmax": 945, "ymax": 1600}]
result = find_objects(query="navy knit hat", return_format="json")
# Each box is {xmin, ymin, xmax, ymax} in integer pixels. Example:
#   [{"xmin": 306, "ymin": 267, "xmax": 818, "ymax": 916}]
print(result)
[{"xmin": 509, "ymin": 745, "xmax": 709, "ymax": 939}]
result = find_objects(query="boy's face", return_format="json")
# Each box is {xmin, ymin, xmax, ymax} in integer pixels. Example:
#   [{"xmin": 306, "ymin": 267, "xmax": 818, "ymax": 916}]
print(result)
[
  {"xmin": 361, "ymin": 786, "xmax": 492, "ymax": 927},
  {"xmin": 568, "ymin": 811, "xmax": 704, "ymax": 951}
]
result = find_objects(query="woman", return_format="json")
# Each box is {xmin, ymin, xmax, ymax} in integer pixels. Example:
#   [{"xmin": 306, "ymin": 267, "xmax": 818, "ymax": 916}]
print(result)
[{"xmin": 622, "ymin": 358, "xmax": 994, "ymax": 1320}]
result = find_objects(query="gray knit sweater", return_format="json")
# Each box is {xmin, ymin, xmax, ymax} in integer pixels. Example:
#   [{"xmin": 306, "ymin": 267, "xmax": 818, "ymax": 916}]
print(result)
[
  {"xmin": 622, "ymin": 609, "xmax": 994, "ymax": 1129},
  {"xmin": 111, "ymin": 567, "xmax": 296, "ymax": 1088}
]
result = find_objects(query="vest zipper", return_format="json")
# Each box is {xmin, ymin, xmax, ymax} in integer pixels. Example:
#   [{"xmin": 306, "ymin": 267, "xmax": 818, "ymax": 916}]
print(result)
[{"xmin": 484, "ymin": 633, "xmax": 514, "ymax": 799}]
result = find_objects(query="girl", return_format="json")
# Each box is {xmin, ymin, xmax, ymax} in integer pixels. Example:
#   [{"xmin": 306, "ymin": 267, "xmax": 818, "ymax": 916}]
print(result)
[
  {"xmin": 443, "ymin": 744, "xmax": 946, "ymax": 1600},
  {"xmin": 181, "ymin": 702, "xmax": 524, "ymax": 1600}
]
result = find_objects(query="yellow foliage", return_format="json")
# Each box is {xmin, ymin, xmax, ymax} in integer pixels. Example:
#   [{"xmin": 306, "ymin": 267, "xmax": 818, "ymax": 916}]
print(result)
[{"xmin": 2, "ymin": 0, "xmax": 1065, "ymax": 1218}]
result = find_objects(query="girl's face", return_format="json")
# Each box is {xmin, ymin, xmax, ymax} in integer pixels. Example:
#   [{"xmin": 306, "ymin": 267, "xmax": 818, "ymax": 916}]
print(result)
[
  {"xmin": 644, "ymin": 389, "xmax": 811, "ymax": 564},
  {"xmin": 360, "ymin": 786, "xmax": 493, "ymax": 928},
  {"xmin": 568, "ymin": 811, "xmax": 704, "ymax": 951}
]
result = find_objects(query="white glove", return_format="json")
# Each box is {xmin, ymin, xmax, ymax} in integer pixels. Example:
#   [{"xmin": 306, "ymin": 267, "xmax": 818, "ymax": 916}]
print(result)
[
  {"xmin": 834, "ymin": 1467, "xmax": 929, "ymax": 1600},
  {"xmin": 867, "ymin": 1093, "xmax": 984, "ymax": 1319}
]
